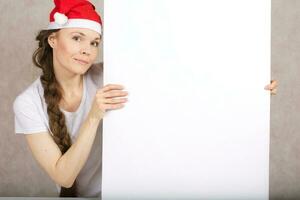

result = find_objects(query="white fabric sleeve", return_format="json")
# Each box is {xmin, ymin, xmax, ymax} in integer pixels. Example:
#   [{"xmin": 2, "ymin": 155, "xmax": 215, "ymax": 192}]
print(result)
[{"xmin": 13, "ymin": 94, "xmax": 48, "ymax": 134}]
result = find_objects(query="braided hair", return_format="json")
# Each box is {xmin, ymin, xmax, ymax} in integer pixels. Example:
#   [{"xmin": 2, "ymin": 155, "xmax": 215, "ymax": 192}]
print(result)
[{"xmin": 32, "ymin": 29, "xmax": 77, "ymax": 197}]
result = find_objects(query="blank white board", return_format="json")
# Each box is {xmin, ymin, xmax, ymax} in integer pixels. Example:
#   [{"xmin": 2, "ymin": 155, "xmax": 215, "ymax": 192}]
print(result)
[{"xmin": 102, "ymin": 0, "xmax": 270, "ymax": 199}]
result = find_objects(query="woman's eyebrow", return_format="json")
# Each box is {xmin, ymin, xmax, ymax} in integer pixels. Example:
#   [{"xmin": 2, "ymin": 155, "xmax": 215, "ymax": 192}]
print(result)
[{"xmin": 71, "ymin": 31, "xmax": 101, "ymax": 40}]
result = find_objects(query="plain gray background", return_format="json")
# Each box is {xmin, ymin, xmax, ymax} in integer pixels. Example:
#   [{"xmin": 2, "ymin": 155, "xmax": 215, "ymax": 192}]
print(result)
[
  {"xmin": 270, "ymin": 0, "xmax": 300, "ymax": 199},
  {"xmin": 0, "ymin": 0, "xmax": 299, "ymax": 199}
]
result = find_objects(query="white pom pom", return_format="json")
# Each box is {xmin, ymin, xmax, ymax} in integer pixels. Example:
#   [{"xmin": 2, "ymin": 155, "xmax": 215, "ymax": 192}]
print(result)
[{"xmin": 54, "ymin": 12, "xmax": 68, "ymax": 25}]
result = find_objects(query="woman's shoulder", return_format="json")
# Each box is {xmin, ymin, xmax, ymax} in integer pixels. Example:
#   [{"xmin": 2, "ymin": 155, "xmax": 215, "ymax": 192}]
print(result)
[
  {"xmin": 13, "ymin": 77, "xmax": 42, "ymax": 111},
  {"xmin": 86, "ymin": 62, "xmax": 103, "ymax": 88},
  {"xmin": 13, "ymin": 77, "xmax": 49, "ymax": 134}
]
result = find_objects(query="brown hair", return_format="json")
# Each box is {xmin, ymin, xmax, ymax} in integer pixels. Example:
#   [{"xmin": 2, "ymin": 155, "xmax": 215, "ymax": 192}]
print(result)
[{"xmin": 32, "ymin": 29, "xmax": 77, "ymax": 197}]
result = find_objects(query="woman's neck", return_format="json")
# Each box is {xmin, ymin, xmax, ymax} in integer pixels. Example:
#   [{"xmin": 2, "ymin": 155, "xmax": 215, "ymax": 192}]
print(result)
[
  {"xmin": 53, "ymin": 63, "xmax": 83, "ymax": 98},
  {"xmin": 56, "ymin": 74, "xmax": 84, "ymax": 112}
]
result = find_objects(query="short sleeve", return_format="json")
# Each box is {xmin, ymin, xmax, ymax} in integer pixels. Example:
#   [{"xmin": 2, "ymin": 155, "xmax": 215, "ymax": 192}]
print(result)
[{"xmin": 13, "ymin": 94, "xmax": 48, "ymax": 134}]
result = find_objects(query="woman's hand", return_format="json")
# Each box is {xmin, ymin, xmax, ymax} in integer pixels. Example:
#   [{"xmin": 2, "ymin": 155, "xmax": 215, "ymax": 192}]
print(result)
[
  {"xmin": 95, "ymin": 84, "xmax": 128, "ymax": 112},
  {"xmin": 264, "ymin": 80, "xmax": 278, "ymax": 95}
]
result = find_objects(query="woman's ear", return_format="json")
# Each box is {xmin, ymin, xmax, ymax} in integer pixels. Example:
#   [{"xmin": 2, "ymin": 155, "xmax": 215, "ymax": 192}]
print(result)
[{"xmin": 48, "ymin": 32, "xmax": 57, "ymax": 49}]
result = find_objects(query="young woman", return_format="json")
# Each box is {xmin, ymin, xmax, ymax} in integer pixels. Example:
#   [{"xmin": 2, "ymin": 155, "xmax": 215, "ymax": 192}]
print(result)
[{"xmin": 13, "ymin": 0, "xmax": 128, "ymax": 197}]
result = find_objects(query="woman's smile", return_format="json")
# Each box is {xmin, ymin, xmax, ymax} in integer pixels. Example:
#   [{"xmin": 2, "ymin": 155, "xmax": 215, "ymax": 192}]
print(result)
[{"xmin": 74, "ymin": 58, "xmax": 89, "ymax": 65}]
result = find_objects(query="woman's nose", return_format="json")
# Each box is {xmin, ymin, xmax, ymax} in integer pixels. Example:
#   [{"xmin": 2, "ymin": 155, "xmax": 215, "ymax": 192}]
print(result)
[
  {"xmin": 80, "ymin": 43, "xmax": 91, "ymax": 55},
  {"xmin": 81, "ymin": 50, "xmax": 90, "ymax": 55}
]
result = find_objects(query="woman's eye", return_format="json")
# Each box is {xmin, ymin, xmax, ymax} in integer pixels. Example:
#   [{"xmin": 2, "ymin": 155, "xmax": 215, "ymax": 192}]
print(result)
[
  {"xmin": 72, "ymin": 36, "xmax": 81, "ymax": 42},
  {"xmin": 91, "ymin": 42, "xmax": 99, "ymax": 47}
]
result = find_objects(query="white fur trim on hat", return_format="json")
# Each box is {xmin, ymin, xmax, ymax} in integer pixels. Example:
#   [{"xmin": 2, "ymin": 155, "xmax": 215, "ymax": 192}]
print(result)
[
  {"xmin": 54, "ymin": 12, "xmax": 68, "ymax": 25},
  {"xmin": 46, "ymin": 18, "xmax": 102, "ymax": 35}
]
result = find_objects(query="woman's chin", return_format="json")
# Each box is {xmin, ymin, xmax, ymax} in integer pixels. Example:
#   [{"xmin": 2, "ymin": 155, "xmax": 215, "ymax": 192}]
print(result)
[{"xmin": 73, "ymin": 63, "xmax": 91, "ymax": 73}]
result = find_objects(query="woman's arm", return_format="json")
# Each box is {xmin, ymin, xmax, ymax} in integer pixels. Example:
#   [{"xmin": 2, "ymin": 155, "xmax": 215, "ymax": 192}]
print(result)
[
  {"xmin": 25, "ymin": 108, "xmax": 102, "ymax": 188},
  {"xmin": 25, "ymin": 84, "xmax": 128, "ymax": 188}
]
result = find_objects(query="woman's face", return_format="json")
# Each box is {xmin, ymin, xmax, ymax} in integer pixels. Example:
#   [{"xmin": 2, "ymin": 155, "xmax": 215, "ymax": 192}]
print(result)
[{"xmin": 48, "ymin": 28, "xmax": 101, "ymax": 75}]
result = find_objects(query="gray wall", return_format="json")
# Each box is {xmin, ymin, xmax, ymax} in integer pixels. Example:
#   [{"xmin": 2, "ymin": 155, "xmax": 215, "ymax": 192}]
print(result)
[
  {"xmin": 0, "ymin": 0, "xmax": 103, "ymax": 197},
  {"xmin": 271, "ymin": 0, "xmax": 300, "ymax": 199},
  {"xmin": 1, "ymin": 0, "xmax": 299, "ymax": 199}
]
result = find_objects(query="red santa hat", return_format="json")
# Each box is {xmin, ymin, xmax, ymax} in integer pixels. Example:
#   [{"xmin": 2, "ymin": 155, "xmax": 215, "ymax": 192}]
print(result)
[{"xmin": 46, "ymin": 0, "xmax": 102, "ymax": 35}]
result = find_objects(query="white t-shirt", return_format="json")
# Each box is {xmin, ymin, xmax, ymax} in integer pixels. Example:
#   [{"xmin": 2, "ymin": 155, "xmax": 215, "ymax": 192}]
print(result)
[{"xmin": 13, "ymin": 63, "xmax": 103, "ymax": 197}]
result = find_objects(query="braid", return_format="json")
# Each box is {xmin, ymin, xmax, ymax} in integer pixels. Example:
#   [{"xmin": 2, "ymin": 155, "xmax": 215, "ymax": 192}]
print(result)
[
  {"xmin": 41, "ymin": 70, "xmax": 71, "ymax": 153},
  {"xmin": 32, "ymin": 29, "xmax": 77, "ymax": 197}
]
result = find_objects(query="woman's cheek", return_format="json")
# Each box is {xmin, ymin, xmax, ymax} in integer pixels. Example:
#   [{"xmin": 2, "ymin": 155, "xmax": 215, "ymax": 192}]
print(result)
[
  {"xmin": 91, "ymin": 49, "xmax": 99, "ymax": 61},
  {"xmin": 65, "ymin": 43, "xmax": 80, "ymax": 55},
  {"xmin": 60, "ymin": 39, "xmax": 77, "ymax": 53}
]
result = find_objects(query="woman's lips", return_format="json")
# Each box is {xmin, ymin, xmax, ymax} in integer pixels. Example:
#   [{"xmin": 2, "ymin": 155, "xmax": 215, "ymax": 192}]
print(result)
[{"xmin": 74, "ymin": 58, "xmax": 89, "ymax": 65}]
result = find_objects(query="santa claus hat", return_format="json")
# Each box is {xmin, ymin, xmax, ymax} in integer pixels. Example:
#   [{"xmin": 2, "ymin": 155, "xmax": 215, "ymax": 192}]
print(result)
[{"xmin": 46, "ymin": 0, "xmax": 102, "ymax": 35}]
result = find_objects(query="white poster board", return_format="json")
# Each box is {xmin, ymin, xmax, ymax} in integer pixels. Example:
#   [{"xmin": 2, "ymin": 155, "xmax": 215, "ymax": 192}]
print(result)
[{"xmin": 102, "ymin": 0, "xmax": 270, "ymax": 199}]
